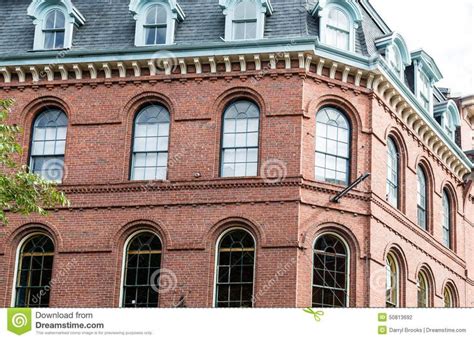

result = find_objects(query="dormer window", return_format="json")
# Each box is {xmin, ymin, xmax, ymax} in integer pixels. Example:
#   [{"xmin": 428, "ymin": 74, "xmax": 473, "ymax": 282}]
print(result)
[
  {"xmin": 326, "ymin": 7, "xmax": 350, "ymax": 50},
  {"xmin": 311, "ymin": 0, "xmax": 362, "ymax": 52},
  {"xmin": 220, "ymin": 0, "xmax": 273, "ymax": 41},
  {"xmin": 27, "ymin": 0, "xmax": 85, "ymax": 51},
  {"xmin": 411, "ymin": 50, "xmax": 443, "ymax": 114},
  {"xmin": 44, "ymin": 9, "xmax": 66, "ymax": 49},
  {"xmin": 419, "ymin": 72, "xmax": 431, "ymax": 111},
  {"xmin": 233, "ymin": 1, "xmax": 258, "ymax": 40},
  {"xmin": 144, "ymin": 5, "xmax": 167, "ymax": 45},
  {"xmin": 129, "ymin": 0, "xmax": 185, "ymax": 46},
  {"xmin": 434, "ymin": 100, "xmax": 461, "ymax": 142},
  {"xmin": 375, "ymin": 32, "xmax": 410, "ymax": 80}
]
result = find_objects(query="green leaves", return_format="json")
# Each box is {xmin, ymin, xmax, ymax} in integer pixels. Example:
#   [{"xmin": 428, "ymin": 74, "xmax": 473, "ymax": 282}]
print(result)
[{"xmin": 0, "ymin": 99, "xmax": 69, "ymax": 224}]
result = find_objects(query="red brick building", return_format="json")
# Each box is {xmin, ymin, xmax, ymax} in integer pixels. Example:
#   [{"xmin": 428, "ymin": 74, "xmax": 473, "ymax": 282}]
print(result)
[{"xmin": 0, "ymin": 0, "xmax": 473, "ymax": 308}]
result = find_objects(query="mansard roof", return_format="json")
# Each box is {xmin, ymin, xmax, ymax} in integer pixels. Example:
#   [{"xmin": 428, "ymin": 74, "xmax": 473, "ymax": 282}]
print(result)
[{"xmin": 0, "ymin": 0, "xmax": 385, "ymax": 58}]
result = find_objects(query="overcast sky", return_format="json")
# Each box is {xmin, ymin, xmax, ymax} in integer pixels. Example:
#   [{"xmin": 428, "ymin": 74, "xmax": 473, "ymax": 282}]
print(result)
[{"xmin": 370, "ymin": 0, "xmax": 473, "ymax": 97}]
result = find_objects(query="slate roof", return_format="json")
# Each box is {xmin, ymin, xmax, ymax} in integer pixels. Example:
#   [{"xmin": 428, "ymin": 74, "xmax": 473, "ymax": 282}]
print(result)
[{"xmin": 0, "ymin": 0, "xmax": 386, "ymax": 58}]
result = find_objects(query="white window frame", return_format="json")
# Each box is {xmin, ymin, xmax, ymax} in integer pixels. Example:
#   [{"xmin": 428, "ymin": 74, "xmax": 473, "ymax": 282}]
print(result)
[
  {"xmin": 129, "ymin": 0, "xmax": 185, "ymax": 46},
  {"xmin": 27, "ymin": 0, "xmax": 85, "ymax": 50},
  {"xmin": 220, "ymin": 0, "xmax": 273, "ymax": 41},
  {"xmin": 387, "ymin": 45, "xmax": 403, "ymax": 79},
  {"xmin": 320, "ymin": 4, "xmax": 354, "ymax": 51},
  {"xmin": 417, "ymin": 70, "xmax": 432, "ymax": 113}
]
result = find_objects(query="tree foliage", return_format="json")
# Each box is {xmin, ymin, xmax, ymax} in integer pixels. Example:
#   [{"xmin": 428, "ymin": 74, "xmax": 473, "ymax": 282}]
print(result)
[{"xmin": 0, "ymin": 99, "xmax": 69, "ymax": 224}]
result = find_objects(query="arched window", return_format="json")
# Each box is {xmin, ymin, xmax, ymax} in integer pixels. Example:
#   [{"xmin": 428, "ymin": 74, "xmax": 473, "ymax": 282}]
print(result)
[
  {"xmin": 386, "ymin": 138, "xmax": 399, "ymax": 208},
  {"xmin": 43, "ymin": 9, "xmax": 66, "ymax": 49},
  {"xmin": 385, "ymin": 253, "xmax": 399, "ymax": 307},
  {"xmin": 315, "ymin": 107, "xmax": 350, "ymax": 185},
  {"xmin": 326, "ymin": 7, "xmax": 350, "ymax": 50},
  {"xmin": 417, "ymin": 167, "xmax": 428, "ymax": 230},
  {"xmin": 221, "ymin": 100, "xmax": 260, "ymax": 177},
  {"xmin": 215, "ymin": 229, "xmax": 255, "ymax": 307},
  {"xmin": 122, "ymin": 232, "xmax": 162, "ymax": 307},
  {"xmin": 442, "ymin": 190, "xmax": 452, "ymax": 249},
  {"xmin": 445, "ymin": 113, "xmax": 455, "ymax": 141},
  {"xmin": 15, "ymin": 234, "xmax": 54, "ymax": 307},
  {"xmin": 30, "ymin": 109, "xmax": 68, "ymax": 183},
  {"xmin": 131, "ymin": 105, "xmax": 170, "ymax": 181},
  {"xmin": 417, "ymin": 271, "xmax": 429, "ymax": 307},
  {"xmin": 144, "ymin": 5, "xmax": 167, "ymax": 45},
  {"xmin": 444, "ymin": 284, "xmax": 456, "ymax": 308},
  {"xmin": 388, "ymin": 45, "xmax": 402, "ymax": 77},
  {"xmin": 232, "ymin": 1, "xmax": 257, "ymax": 40},
  {"xmin": 312, "ymin": 234, "xmax": 349, "ymax": 307}
]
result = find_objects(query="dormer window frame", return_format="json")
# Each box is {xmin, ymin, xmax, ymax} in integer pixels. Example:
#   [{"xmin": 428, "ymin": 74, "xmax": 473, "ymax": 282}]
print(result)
[
  {"xmin": 129, "ymin": 0, "xmax": 185, "ymax": 47},
  {"xmin": 219, "ymin": 0, "xmax": 273, "ymax": 42},
  {"xmin": 411, "ymin": 50, "xmax": 443, "ymax": 115},
  {"xmin": 375, "ymin": 32, "xmax": 410, "ymax": 80},
  {"xmin": 312, "ymin": 0, "xmax": 362, "ymax": 53},
  {"xmin": 434, "ymin": 100, "xmax": 461, "ymax": 142},
  {"xmin": 27, "ymin": 0, "xmax": 85, "ymax": 51}
]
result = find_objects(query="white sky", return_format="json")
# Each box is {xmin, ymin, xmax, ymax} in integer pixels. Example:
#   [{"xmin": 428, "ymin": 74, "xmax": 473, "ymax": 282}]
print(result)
[{"xmin": 370, "ymin": 0, "xmax": 474, "ymax": 97}]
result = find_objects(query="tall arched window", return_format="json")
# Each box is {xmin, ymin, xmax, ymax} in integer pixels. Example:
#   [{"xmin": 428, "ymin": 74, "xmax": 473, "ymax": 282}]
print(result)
[
  {"xmin": 444, "ymin": 284, "xmax": 456, "ymax": 308},
  {"xmin": 315, "ymin": 107, "xmax": 350, "ymax": 185},
  {"xmin": 326, "ymin": 7, "xmax": 350, "ymax": 50},
  {"xmin": 417, "ymin": 271, "xmax": 429, "ymax": 307},
  {"xmin": 144, "ymin": 5, "xmax": 167, "ymax": 45},
  {"xmin": 215, "ymin": 229, "xmax": 255, "ymax": 307},
  {"xmin": 131, "ymin": 105, "xmax": 170, "ymax": 181},
  {"xmin": 386, "ymin": 138, "xmax": 399, "ymax": 208},
  {"xmin": 442, "ymin": 190, "xmax": 452, "ymax": 249},
  {"xmin": 417, "ymin": 167, "xmax": 428, "ymax": 230},
  {"xmin": 221, "ymin": 101, "xmax": 260, "ymax": 177},
  {"xmin": 122, "ymin": 231, "xmax": 162, "ymax": 307},
  {"xmin": 15, "ymin": 234, "xmax": 55, "ymax": 307},
  {"xmin": 312, "ymin": 234, "xmax": 349, "ymax": 307},
  {"xmin": 445, "ymin": 113, "xmax": 455, "ymax": 141},
  {"xmin": 232, "ymin": 1, "xmax": 257, "ymax": 40},
  {"xmin": 43, "ymin": 9, "xmax": 65, "ymax": 49},
  {"xmin": 385, "ymin": 253, "xmax": 399, "ymax": 307},
  {"xmin": 30, "ymin": 109, "xmax": 68, "ymax": 183}
]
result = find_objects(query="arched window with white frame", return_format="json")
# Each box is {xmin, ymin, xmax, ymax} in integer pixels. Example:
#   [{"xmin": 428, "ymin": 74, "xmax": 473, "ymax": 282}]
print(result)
[
  {"xmin": 43, "ymin": 9, "xmax": 66, "ymax": 49},
  {"xmin": 232, "ymin": 1, "xmax": 258, "ymax": 40},
  {"xmin": 30, "ymin": 109, "xmax": 68, "ymax": 183},
  {"xmin": 221, "ymin": 100, "xmax": 260, "ymax": 177},
  {"xmin": 417, "ymin": 271, "xmax": 430, "ymax": 307},
  {"xmin": 144, "ymin": 4, "xmax": 168, "ymax": 45},
  {"xmin": 387, "ymin": 45, "xmax": 403, "ymax": 77},
  {"xmin": 326, "ymin": 7, "xmax": 350, "ymax": 50},
  {"xmin": 442, "ymin": 190, "xmax": 453, "ymax": 249},
  {"xmin": 417, "ymin": 167, "xmax": 428, "ymax": 230},
  {"xmin": 386, "ymin": 137, "xmax": 400, "ymax": 208},
  {"xmin": 131, "ymin": 105, "xmax": 170, "ymax": 181},
  {"xmin": 312, "ymin": 233, "xmax": 349, "ymax": 307},
  {"xmin": 315, "ymin": 107, "xmax": 351, "ymax": 185}
]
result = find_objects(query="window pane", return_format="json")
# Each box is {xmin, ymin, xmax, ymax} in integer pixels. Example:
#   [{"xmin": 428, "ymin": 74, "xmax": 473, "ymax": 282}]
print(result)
[
  {"xmin": 233, "ymin": 22, "xmax": 245, "ymax": 40},
  {"xmin": 315, "ymin": 108, "xmax": 350, "ymax": 185},
  {"xmin": 216, "ymin": 229, "xmax": 255, "ymax": 308},
  {"xmin": 245, "ymin": 22, "xmax": 257, "ymax": 39}
]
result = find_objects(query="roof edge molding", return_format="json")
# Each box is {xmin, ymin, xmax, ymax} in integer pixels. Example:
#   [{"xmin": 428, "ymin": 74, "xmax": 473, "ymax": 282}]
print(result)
[
  {"xmin": 129, "ymin": 0, "xmax": 185, "ymax": 21},
  {"xmin": 434, "ymin": 100, "xmax": 461, "ymax": 127},
  {"xmin": 374, "ymin": 32, "xmax": 411, "ymax": 66},
  {"xmin": 411, "ymin": 49, "xmax": 443, "ymax": 82},
  {"xmin": 311, "ymin": 0, "xmax": 362, "ymax": 22},
  {"xmin": 27, "ymin": 0, "xmax": 85, "ymax": 26},
  {"xmin": 219, "ymin": 0, "xmax": 274, "ymax": 16}
]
